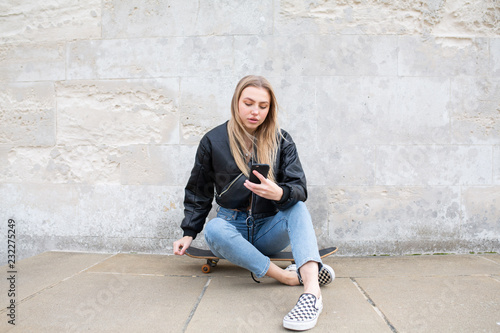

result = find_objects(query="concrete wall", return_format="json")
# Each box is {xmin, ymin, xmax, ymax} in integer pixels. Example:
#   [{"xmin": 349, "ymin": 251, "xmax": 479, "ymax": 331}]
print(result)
[{"xmin": 0, "ymin": 0, "xmax": 499, "ymax": 259}]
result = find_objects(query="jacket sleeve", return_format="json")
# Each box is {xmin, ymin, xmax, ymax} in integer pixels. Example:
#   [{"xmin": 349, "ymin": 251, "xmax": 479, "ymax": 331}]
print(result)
[
  {"xmin": 274, "ymin": 132, "xmax": 308, "ymax": 210},
  {"xmin": 180, "ymin": 136, "xmax": 215, "ymax": 239}
]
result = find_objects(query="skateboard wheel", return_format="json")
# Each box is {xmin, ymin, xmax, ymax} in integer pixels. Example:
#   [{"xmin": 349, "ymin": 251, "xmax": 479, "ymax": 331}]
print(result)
[{"xmin": 202, "ymin": 264, "xmax": 211, "ymax": 274}]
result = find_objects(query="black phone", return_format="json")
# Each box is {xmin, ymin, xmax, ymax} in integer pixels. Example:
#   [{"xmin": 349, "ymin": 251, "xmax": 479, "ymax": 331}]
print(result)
[{"xmin": 249, "ymin": 163, "xmax": 270, "ymax": 184}]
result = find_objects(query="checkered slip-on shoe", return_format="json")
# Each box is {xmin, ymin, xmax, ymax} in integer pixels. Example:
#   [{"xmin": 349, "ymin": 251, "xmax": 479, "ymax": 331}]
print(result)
[
  {"xmin": 318, "ymin": 264, "xmax": 335, "ymax": 286},
  {"xmin": 283, "ymin": 293, "xmax": 323, "ymax": 331},
  {"xmin": 285, "ymin": 264, "xmax": 335, "ymax": 286}
]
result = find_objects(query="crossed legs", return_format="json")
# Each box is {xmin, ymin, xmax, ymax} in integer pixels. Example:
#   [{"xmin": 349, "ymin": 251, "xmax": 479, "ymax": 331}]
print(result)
[{"xmin": 205, "ymin": 202, "xmax": 322, "ymax": 296}]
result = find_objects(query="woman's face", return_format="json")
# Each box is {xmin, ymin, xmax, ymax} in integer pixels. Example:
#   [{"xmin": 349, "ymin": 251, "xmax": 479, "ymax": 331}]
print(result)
[{"xmin": 237, "ymin": 86, "xmax": 271, "ymax": 134}]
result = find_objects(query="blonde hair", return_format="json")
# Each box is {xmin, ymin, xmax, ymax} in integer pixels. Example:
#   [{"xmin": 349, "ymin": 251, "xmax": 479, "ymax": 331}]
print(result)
[{"xmin": 227, "ymin": 75, "xmax": 280, "ymax": 182}]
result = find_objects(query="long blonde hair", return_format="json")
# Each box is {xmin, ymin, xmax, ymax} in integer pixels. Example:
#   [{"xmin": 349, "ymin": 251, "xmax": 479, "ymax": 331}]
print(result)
[{"xmin": 227, "ymin": 75, "xmax": 280, "ymax": 182}]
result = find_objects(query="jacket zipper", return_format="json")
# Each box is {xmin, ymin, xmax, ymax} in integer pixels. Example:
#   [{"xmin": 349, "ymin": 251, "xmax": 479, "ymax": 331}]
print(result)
[
  {"xmin": 248, "ymin": 149, "xmax": 261, "ymax": 283},
  {"xmin": 216, "ymin": 173, "xmax": 244, "ymax": 197},
  {"xmin": 247, "ymin": 193, "xmax": 255, "ymax": 243},
  {"xmin": 247, "ymin": 191, "xmax": 261, "ymax": 283}
]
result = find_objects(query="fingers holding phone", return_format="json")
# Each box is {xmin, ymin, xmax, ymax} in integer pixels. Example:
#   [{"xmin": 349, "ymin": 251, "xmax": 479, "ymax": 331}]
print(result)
[
  {"xmin": 244, "ymin": 164, "xmax": 283, "ymax": 201},
  {"xmin": 248, "ymin": 163, "xmax": 269, "ymax": 184}
]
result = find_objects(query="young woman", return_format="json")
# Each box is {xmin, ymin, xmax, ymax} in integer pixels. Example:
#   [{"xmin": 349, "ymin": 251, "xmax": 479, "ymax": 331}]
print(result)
[{"xmin": 173, "ymin": 75, "xmax": 334, "ymax": 331}]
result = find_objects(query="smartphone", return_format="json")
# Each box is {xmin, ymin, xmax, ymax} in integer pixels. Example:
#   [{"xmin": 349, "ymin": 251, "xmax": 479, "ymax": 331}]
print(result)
[{"xmin": 249, "ymin": 163, "xmax": 270, "ymax": 184}]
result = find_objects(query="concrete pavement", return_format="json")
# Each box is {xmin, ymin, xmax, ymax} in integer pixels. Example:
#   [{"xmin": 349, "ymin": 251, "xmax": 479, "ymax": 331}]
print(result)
[{"xmin": 1, "ymin": 251, "xmax": 499, "ymax": 332}]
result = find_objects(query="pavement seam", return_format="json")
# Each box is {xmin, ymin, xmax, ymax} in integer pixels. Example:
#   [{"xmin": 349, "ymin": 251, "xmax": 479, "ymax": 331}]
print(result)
[
  {"xmin": 477, "ymin": 255, "xmax": 500, "ymax": 266},
  {"xmin": 350, "ymin": 277, "xmax": 398, "ymax": 333},
  {"xmin": 60, "ymin": 253, "xmax": 120, "ymax": 281},
  {"xmin": 182, "ymin": 276, "xmax": 212, "ymax": 333}
]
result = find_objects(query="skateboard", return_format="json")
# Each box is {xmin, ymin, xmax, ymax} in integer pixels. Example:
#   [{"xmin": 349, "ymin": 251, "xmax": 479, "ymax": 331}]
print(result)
[{"xmin": 185, "ymin": 246, "xmax": 338, "ymax": 274}]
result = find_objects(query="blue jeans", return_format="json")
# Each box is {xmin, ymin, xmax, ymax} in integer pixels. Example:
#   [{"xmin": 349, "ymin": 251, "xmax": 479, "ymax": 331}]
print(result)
[{"xmin": 204, "ymin": 201, "xmax": 322, "ymax": 278}]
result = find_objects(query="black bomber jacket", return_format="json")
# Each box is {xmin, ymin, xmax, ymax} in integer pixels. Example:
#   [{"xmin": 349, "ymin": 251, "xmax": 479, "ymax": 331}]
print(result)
[{"xmin": 181, "ymin": 121, "xmax": 307, "ymax": 239}]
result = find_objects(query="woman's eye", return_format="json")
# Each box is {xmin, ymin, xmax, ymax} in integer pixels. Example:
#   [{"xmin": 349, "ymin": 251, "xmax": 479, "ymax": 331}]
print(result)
[
  {"xmin": 260, "ymin": 106, "xmax": 267, "ymax": 109},
  {"xmin": 245, "ymin": 103, "xmax": 252, "ymax": 107}
]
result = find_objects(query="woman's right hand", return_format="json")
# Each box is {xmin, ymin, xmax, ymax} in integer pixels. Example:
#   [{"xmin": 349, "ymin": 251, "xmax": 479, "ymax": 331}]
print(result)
[{"xmin": 173, "ymin": 236, "xmax": 193, "ymax": 255}]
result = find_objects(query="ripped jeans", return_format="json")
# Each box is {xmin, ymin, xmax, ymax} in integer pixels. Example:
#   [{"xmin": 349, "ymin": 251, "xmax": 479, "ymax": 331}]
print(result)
[{"xmin": 204, "ymin": 201, "xmax": 322, "ymax": 278}]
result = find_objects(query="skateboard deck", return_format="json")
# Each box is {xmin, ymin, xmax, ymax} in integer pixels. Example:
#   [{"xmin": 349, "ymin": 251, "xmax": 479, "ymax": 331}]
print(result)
[{"xmin": 185, "ymin": 246, "xmax": 338, "ymax": 273}]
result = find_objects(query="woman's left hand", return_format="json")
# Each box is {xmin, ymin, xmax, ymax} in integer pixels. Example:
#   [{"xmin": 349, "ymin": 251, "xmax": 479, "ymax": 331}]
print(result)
[{"xmin": 244, "ymin": 170, "xmax": 283, "ymax": 201}]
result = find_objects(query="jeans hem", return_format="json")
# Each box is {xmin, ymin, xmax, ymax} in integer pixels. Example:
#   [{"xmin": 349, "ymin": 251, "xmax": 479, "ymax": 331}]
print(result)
[
  {"xmin": 296, "ymin": 257, "xmax": 322, "ymax": 271},
  {"xmin": 255, "ymin": 257, "xmax": 271, "ymax": 278}
]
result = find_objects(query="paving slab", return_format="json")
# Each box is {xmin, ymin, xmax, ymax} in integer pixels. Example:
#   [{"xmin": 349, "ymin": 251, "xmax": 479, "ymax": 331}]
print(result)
[
  {"xmin": 356, "ymin": 275, "xmax": 500, "ymax": 332},
  {"xmin": 0, "ymin": 270, "xmax": 208, "ymax": 333},
  {"xmin": 187, "ymin": 276, "xmax": 391, "ymax": 333},
  {"xmin": 0, "ymin": 251, "xmax": 111, "ymax": 309}
]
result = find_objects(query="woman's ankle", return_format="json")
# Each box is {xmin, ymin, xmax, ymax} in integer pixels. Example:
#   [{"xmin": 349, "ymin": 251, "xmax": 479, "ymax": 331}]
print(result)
[
  {"xmin": 266, "ymin": 262, "xmax": 300, "ymax": 285},
  {"xmin": 303, "ymin": 286, "xmax": 321, "ymax": 299},
  {"xmin": 285, "ymin": 270, "xmax": 301, "ymax": 286}
]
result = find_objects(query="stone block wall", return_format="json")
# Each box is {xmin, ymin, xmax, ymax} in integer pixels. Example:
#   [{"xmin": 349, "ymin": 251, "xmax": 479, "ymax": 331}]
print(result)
[{"xmin": 0, "ymin": 0, "xmax": 499, "ymax": 259}]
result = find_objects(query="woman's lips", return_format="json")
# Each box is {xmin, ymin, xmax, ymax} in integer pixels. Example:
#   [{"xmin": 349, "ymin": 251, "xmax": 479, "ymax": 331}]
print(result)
[{"xmin": 248, "ymin": 118, "xmax": 259, "ymax": 124}]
